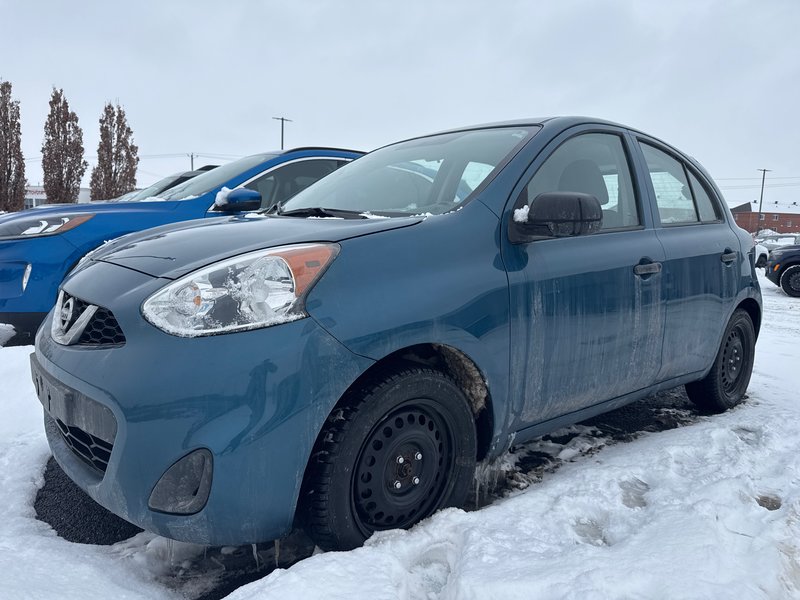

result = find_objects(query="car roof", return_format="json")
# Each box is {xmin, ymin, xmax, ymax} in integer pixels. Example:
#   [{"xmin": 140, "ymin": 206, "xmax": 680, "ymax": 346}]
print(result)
[{"xmin": 279, "ymin": 147, "xmax": 364, "ymax": 155}]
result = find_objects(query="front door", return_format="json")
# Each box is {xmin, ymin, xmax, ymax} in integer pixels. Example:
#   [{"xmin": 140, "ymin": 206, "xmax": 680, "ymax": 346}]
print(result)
[{"xmin": 504, "ymin": 129, "xmax": 665, "ymax": 429}]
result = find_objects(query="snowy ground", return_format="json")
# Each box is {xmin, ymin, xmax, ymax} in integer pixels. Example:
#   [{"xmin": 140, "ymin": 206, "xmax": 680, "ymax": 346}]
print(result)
[{"xmin": 1, "ymin": 271, "xmax": 799, "ymax": 599}]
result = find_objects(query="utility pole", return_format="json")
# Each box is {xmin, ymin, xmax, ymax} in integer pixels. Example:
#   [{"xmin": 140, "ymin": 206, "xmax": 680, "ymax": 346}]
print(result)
[
  {"xmin": 272, "ymin": 116, "xmax": 293, "ymax": 150},
  {"xmin": 756, "ymin": 168, "xmax": 771, "ymax": 234},
  {"xmin": 188, "ymin": 152, "xmax": 196, "ymax": 170}
]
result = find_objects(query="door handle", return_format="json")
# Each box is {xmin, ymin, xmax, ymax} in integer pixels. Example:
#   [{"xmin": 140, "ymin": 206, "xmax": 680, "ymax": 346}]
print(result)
[
  {"xmin": 633, "ymin": 262, "xmax": 662, "ymax": 276},
  {"xmin": 721, "ymin": 249, "xmax": 737, "ymax": 263}
]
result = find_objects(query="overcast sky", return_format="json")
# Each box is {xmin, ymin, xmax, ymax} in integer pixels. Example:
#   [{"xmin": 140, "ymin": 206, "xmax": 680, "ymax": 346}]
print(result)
[{"xmin": 1, "ymin": 0, "xmax": 798, "ymax": 209}]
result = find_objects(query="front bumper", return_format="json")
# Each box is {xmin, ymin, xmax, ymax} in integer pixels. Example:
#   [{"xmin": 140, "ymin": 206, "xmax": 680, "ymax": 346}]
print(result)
[
  {"xmin": 765, "ymin": 258, "xmax": 782, "ymax": 286},
  {"xmin": 33, "ymin": 259, "xmax": 373, "ymax": 545}
]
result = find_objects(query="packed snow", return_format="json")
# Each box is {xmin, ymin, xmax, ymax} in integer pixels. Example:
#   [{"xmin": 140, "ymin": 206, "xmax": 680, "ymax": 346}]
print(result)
[
  {"xmin": 513, "ymin": 205, "xmax": 530, "ymax": 223},
  {"xmin": 214, "ymin": 187, "xmax": 233, "ymax": 208},
  {"xmin": 1, "ymin": 271, "xmax": 799, "ymax": 599}
]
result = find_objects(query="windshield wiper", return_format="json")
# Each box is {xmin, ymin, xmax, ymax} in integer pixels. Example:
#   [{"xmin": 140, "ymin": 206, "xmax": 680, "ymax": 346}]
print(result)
[{"xmin": 277, "ymin": 206, "xmax": 369, "ymax": 219}]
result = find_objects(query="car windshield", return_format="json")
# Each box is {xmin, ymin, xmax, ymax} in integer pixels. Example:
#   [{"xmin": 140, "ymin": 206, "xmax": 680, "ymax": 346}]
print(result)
[
  {"xmin": 280, "ymin": 127, "xmax": 536, "ymax": 217},
  {"xmin": 158, "ymin": 153, "xmax": 278, "ymax": 201}
]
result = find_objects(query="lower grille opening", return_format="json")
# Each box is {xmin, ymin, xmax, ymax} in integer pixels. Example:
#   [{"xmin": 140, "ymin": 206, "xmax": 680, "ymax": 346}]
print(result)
[{"xmin": 56, "ymin": 419, "xmax": 113, "ymax": 473}]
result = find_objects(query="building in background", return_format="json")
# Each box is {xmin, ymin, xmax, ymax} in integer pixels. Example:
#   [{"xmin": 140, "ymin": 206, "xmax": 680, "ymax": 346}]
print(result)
[
  {"xmin": 23, "ymin": 185, "xmax": 91, "ymax": 209},
  {"xmin": 730, "ymin": 200, "xmax": 800, "ymax": 234}
]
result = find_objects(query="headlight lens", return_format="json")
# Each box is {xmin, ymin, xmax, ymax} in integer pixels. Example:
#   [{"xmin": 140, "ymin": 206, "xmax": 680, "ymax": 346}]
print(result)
[
  {"xmin": 0, "ymin": 214, "xmax": 94, "ymax": 239},
  {"xmin": 142, "ymin": 243, "xmax": 339, "ymax": 337}
]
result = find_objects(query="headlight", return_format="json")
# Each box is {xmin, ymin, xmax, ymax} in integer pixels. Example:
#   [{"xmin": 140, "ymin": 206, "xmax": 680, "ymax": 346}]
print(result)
[
  {"xmin": 0, "ymin": 214, "xmax": 94, "ymax": 240},
  {"xmin": 142, "ymin": 243, "xmax": 339, "ymax": 337}
]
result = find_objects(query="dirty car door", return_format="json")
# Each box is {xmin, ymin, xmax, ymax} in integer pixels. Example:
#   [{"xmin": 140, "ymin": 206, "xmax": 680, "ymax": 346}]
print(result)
[
  {"xmin": 636, "ymin": 139, "xmax": 739, "ymax": 382},
  {"xmin": 504, "ymin": 129, "xmax": 665, "ymax": 428}
]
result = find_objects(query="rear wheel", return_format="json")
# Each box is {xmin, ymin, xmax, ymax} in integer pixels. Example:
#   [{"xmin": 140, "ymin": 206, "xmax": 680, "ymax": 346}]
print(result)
[
  {"xmin": 780, "ymin": 265, "xmax": 800, "ymax": 297},
  {"xmin": 302, "ymin": 368, "xmax": 476, "ymax": 551},
  {"xmin": 685, "ymin": 309, "xmax": 755, "ymax": 413}
]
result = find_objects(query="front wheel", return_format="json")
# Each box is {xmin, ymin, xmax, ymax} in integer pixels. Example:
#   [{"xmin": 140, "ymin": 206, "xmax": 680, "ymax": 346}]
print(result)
[
  {"xmin": 685, "ymin": 309, "xmax": 755, "ymax": 413},
  {"xmin": 780, "ymin": 265, "xmax": 800, "ymax": 297},
  {"xmin": 302, "ymin": 368, "xmax": 476, "ymax": 551}
]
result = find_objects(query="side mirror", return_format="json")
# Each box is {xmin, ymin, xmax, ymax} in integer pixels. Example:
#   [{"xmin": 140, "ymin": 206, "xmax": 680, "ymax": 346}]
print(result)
[
  {"xmin": 511, "ymin": 191, "xmax": 602, "ymax": 243},
  {"xmin": 216, "ymin": 188, "xmax": 262, "ymax": 212}
]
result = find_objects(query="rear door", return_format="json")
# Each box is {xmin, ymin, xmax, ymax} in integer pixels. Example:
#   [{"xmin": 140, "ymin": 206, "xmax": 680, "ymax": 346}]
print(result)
[
  {"xmin": 503, "ymin": 126, "xmax": 665, "ymax": 428},
  {"xmin": 634, "ymin": 139, "xmax": 738, "ymax": 382}
]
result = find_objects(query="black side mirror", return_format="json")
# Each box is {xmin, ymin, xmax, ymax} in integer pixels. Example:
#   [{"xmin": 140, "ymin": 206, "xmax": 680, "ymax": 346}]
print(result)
[
  {"xmin": 511, "ymin": 191, "xmax": 602, "ymax": 243},
  {"xmin": 215, "ymin": 188, "xmax": 262, "ymax": 212}
]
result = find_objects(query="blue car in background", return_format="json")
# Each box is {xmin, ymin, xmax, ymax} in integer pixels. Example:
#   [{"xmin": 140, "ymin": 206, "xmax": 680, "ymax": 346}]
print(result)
[
  {"xmin": 0, "ymin": 147, "xmax": 361, "ymax": 343},
  {"xmin": 31, "ymin": 118, "xmax": 760, "ymax": 551},
  {"xmin": 109, "ymin": 165, "xmax": 218, "ymax": 203}
]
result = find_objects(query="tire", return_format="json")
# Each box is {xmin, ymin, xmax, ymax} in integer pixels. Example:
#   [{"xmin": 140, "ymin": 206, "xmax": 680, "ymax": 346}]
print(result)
[
  {"xmin": 755, "ymin": 254, "xmax": 767, "ymax": 268},
  {"xmin": 780, "ymin": 265, "xmax": 800, "ymax": 297},
  {"xmin": 302, "ymin": 368, "xmax": 476, "ymax": 551},
  {"xmin": 685, "ymin": 309, "xmax": 755, "ymax": 413}
]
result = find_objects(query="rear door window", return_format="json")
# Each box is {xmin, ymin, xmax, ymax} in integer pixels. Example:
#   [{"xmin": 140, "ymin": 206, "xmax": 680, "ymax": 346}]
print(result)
[
  {"xmin": 640, "ymin": 143, "xmax": 721, "ymax": 225},
  {"xmin": 687, "ymin": 171, "xmax": 720, "ymax": 222}
]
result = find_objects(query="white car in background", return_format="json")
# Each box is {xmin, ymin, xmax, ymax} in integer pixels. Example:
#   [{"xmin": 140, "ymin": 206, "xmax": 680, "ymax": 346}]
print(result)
[
  {"xmin": 756, "ymin": 234, "xmax": 800, "ymax": 253},
  {"xmin": 754, "ymin": 243, "xmax": 769, "ymax": 268}
]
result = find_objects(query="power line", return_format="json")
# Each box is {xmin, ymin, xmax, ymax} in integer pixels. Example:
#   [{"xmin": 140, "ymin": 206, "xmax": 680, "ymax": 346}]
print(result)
[
  {"xmin": 716, "ymin": 175, "xmax": 800, "ymax": 181},
  {"xmin": 719, "ymin": 182, "xmax": 800, "ymax": 190}
]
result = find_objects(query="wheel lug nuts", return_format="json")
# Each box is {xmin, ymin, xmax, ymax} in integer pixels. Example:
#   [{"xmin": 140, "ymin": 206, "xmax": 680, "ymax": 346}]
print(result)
[
  {"xmin": 414, "ymin": 452, "xmax": 422, "ymax": 461},
  {"xmin": 396, "ymin": 456, "xmax": 404, "ymax": 464},
  {"xmin": 394, "ymin": 480, "xmax": 402, "ymax": 489},
  {"xmin": 412, "ymin": 477, "xmax": 420, "ymax": 485}
]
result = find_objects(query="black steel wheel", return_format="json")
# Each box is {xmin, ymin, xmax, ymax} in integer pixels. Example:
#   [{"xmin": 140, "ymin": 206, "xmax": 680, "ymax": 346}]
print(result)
[
  {"xmin": 302, "ymin": 368, "xmax": 476, "ymax": 551},
  {"xmin": 686, "ymin": 308, "xmax": 756, "ymax": 413},
  {"xmin": 780, "ymin": 265, "xmax": 800, "ymax": 298}
]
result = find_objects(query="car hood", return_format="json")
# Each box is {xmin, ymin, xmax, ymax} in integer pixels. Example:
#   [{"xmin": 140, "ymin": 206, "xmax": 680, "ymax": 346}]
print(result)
[
  {"xmin": 0, "ymin": 200, "xmax": 182, "ymax": 224},
  {"xmin": 771, "ymin": 244, "xmax": 800, "ymax": 253},
  {"xmin": 90, "ymin": 214, "xmax": 424, "ymax": 279}
]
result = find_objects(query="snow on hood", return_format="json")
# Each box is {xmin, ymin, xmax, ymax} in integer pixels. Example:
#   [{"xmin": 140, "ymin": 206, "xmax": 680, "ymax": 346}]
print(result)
[{"xmin": 89, "ymin": 214, "xmax": 424, "ymax": 279}]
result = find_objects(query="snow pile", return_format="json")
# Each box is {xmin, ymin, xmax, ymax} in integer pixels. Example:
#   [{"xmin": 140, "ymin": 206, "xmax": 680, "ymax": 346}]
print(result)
[
  {"xmin": 513, "ymin": 205, "xmax": 529, "ymax": 223},
  {"xmin": 1, "ymin": 273, "xmax": 799, "ymax": 599},
  {"xmin": 0, "ymin": 346, "xmax": 212, "ymax": 599},
  {"xmin": 214, "ymin": 187, "xmax": 233, "ymax": 208},
  {"xmin": 0, "ymin": 323, "xmax": 15, "ymax": 346},
  {"xmin": 228, "ymin": 275, "xmax": 800, "ymax": 599}
]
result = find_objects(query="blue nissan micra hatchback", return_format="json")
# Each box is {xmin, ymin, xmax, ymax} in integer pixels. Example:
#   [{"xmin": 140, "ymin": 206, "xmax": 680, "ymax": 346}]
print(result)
[
  {"xmin": 31, "ymin": 118, "xmax": 761, "ymax": 551},
  {"xmin": 0, "ymin": 147, "xmax": 361, "ymax": 343}
]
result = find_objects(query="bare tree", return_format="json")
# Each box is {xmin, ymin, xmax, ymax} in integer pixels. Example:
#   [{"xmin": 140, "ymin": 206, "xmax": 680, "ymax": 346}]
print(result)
[
  {"xmin": 0, "ymin": 80, "xmax": 26, "ymax": 212},
  {"xmin": 42, "ymin": 88, "xmax": 87, "ymax": 203},
  {"xmin": 89, "ymin": 102, "xmax": 138, "ymax": 200}
]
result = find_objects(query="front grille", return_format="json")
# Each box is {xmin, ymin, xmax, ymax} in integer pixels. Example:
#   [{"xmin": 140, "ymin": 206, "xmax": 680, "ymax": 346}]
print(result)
[
  {"xmin": 54, "ymin": 291, "xmax": 126, "ymax": 347},
  {"xmin": 77, "ymin": 306, "xmax": 126, "ymax": 345},
  {"xmin": 55, "ymin": 418, "xmax": 113, "ymax": 473}
]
